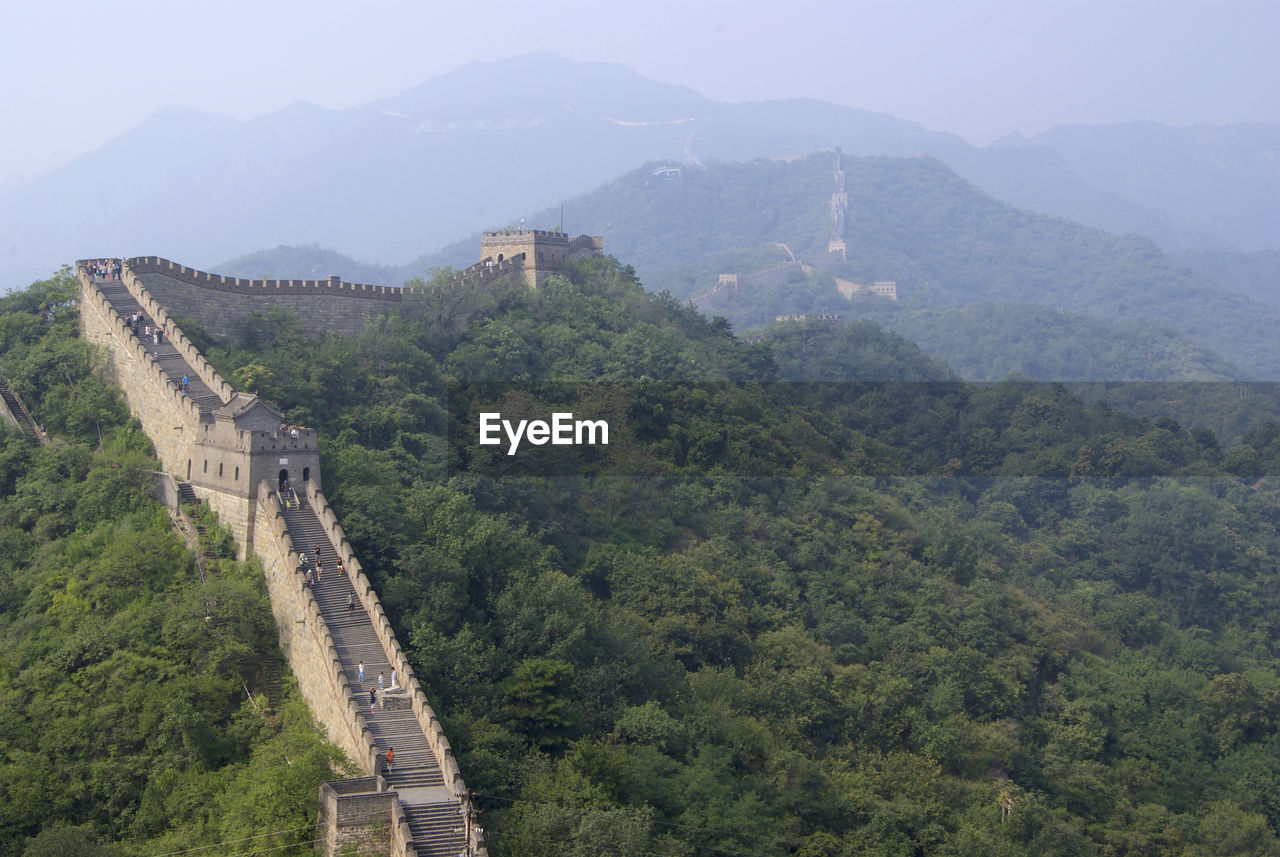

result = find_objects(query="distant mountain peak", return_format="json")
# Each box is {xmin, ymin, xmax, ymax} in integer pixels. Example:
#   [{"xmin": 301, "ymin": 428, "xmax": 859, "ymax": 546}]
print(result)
[{"xmin": 372, "ymin": 52, "xmax": 710, "ymax": 121}]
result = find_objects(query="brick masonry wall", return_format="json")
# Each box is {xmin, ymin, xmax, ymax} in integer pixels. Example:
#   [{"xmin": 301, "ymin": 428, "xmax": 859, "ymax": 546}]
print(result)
[
  {"xmin": 128, "ymin": 256, "xmax": 405, "ymax": 342},
  {"xmin": 119, "ymin": 261, "xmax": 235, "ymax": 402},
  {"xmin": 83, "ymin": 256, "xmax": 475, "ymax": 856},
  {"xmin": 77, "ymin": 266, "xmax": 202, "ymax": 473},
  {"xmin": 198, "ymin": 489, "xmax": 253, "ymax": 560},
  {"xmin": 253, "ymin": 481, "xmax": 384, "ymax": 775},
  {"xmin": 262, "ymin": 492, "xmax": 421, "ymax": 857},
  {"xmin": 316, "ymin": 780, "xmax": 401, "ymax": 857},
  {"xmin": 304, "ymin": 482, "xmax": 469, "ymax": 799},
  {"xmin": 122, "ymin": 242, "xmax": 602, "ymax": 347},
  {"xmin": 0, "ymin": 396, "xmax": 19, "ymax": 433}
]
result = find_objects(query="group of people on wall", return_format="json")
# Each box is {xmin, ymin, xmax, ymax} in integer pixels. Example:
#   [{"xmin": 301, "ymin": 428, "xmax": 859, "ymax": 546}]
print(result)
[
  {"xmin": 86, "ymin": 258, "xmax": 122, "ymax": 281},
  {"xmin": 298, "ymin": 542, "xmax": 346, "ymax": 590},
  {"xmin": 125, "ymin": 312, "xmax": 165, "ymax": 345}
]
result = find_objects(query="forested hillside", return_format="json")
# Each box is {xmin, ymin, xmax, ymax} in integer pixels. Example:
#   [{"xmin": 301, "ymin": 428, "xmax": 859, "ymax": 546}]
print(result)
[
  {"xmin": 0, "ymin": 271, "xmax": 345, "ymax": 857},
  {"xmin": 854, "ymin": 302, "xmax": 1246, "ymax": 383},
  {"xmin": 167, "ymin": 255, "xmax": 1280, "ymax": 856},
  {"xmin": 1176, "ymin": 249, "xmax": 1280, "ymax": 311},
  {"xmin": 404, "ymin": 153, "xmax": 1280, "ymax": 382}
]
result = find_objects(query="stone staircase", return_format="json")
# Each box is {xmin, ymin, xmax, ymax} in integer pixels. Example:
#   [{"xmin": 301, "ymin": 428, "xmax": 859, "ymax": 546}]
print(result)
[
  {"xmin": 264, "ymin": 655, "xmax": 284, "ymax": 715},
  {"xmin": 0, "ymin": 376, "xmax": 42, "ymax": 441},
  {"xmin": 280, "ymin": 497, "xmax": 465, "ymax": 857},
  {"xmin": 91, "ymin": 278, "xmax": 225, "ymax": 415},
  {"xmin": 86, "ymin": 263, "xmax": 475, "ymax": 856},
  {"xmin": 177, "ymin": 481, "xmax": 200, "ymax": 505}
]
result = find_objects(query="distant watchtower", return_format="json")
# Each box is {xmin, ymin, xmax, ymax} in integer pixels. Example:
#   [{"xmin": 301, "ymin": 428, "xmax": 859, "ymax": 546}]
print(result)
[{"xmin": 480, "ymin": 229, "xmax": 603, "ymax": 288}]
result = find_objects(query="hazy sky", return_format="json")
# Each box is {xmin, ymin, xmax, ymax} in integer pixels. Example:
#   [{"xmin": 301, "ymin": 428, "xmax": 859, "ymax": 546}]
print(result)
[{"xmin": 2, "ymin": 0, "xmax": 1275, "ymax": 187}]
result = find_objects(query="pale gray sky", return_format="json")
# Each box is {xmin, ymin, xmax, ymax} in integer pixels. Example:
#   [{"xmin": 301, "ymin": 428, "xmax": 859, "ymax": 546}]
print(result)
[{"xmin": 1, "ymin": 0, "xmax": 1275, "ymax": 187}]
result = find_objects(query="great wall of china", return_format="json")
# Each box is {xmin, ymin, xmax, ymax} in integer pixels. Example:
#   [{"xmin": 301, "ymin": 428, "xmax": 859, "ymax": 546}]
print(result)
[
  {"xmin": 127, "ymin": 229, "xmax": 602, "ymax": 342},
  {"xmin": 691, "ymin": 148, "xmax": 897, "ymax": 312},
  {"xmin": 73, "ymin": 230, "xmax": 600, "ymax": 857}
]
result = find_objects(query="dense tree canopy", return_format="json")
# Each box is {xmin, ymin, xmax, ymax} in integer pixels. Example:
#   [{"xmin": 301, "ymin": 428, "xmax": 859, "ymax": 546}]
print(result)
[
  {"xmin": 179, "ymin": 256, "xmax": 1280, "ymax": 856},
  {"xmin": 9, "ymin": 257, "xmax": 1280, "ymax": 855}
]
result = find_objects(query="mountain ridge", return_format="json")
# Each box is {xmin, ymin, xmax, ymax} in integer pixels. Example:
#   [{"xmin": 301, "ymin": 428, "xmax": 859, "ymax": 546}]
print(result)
[{"xmin": 4, "ymin": 53, "xmax": 1266, "ymax": 291}]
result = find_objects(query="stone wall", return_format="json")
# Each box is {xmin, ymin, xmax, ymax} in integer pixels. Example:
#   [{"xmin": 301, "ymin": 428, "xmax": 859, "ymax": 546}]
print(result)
[
  {"xmin": 77, "ymin": 266, "xmax": 203, "ymax": 473},
  {"xmin": 119, "ymin": 260, "xmax": 235, "ymax": 402},
  {"xmin": 0, "ymin": 394, "xmax": 20, "ymax": 433},
  {"xmin": 303, "ymin": 481, "xmax": 469, "ymax": 800},
  {"xmin": 79, "ymin": 260, "xmax": 451, "ymax": 856},
  {"xmin": 440, "ymin": 251, "xmax": 531, "ymax": 291},
  {"xmin": 83, "ymin": 255, "xmax": 478, "ymax": 856},
  {"xmin": 480, "ymin": 231, "xmax": 604, "ymax": 288},
  {"xmin": 253, "ymin": 480, "xmax": 384, "ymax": 775},
  {"xmin": 200, "ymin": 490, "xmax": 254, "ymax": 560},
  {"xmin": 316, "ymin": 778, "xmax": 411, "ymax": 857},
  {"xmin": 128, "ymin": 256, "xmax": 406, "ymax": 342},
  {"xmin": 152, "ymin": 471, "xmax": 181, "ymax": 510},
  {"xmin": 739, "ymin": 261, "xmax": 804, "ymax": 290},
  {"xmin": 122, "ymin": 235, "xmax": 603, "ymax": 346},
  {"xmin": 260, "ymin": 485, "xmax": 428, "ymax": 857}
]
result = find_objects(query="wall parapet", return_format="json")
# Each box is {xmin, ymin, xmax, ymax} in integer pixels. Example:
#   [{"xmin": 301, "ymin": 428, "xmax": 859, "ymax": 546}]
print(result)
[
  {"xmin": 126, "ymin": 256, "xmax": 406, "ymax": 300},
  {"xmin": 256, "ymin": 479, "xmax": 384, "ymax": 776},
  {"xmin": 76, "ymin": 264, "xmax": 206, "ymax": 433},
  {"xmin": 207, "ymin": 424, "xmax": 320, "ymax": 454},
  {"xmin": 303, "ymin": 481, "xmax": 471, "ymax": 803},
  {"xmin": 740, "ymin": 261, "xmax": 802, "ymax": 285},
  {"xmin": 482, "ymin": 228, "xmax": 570, "ymax": 244},
  {"xmin": 116, "ymin": 259, "xmax": 235, "ymax": 407},
  {"xmin": 567, "ymin": 234, "xmax": 604, "ymax": 254},
  {"xmin": 445, "ymin": 251, "xmax": 527, "ymax": 289},
  {"xmin": 317, "ymin": 778, "xmax": 418, "ymax": 857}
]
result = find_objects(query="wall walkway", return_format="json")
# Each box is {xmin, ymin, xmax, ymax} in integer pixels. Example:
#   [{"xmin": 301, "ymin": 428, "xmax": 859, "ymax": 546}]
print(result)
[{"xmin": 77, "ymin": 259, "xmax": 481, "ymax": 857}]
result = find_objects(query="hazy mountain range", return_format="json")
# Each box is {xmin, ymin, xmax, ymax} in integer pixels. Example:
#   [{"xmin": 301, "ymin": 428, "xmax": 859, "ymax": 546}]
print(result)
[{"xmin": 3, "ymin": 53, "xmax": 1277, "ymax": 290}]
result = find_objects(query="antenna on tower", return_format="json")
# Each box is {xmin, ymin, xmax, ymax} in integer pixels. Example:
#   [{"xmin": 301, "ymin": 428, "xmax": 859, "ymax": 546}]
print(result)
[{"xmin": 558, "ymin": 202, "xmax": 564, "ymax": 234}]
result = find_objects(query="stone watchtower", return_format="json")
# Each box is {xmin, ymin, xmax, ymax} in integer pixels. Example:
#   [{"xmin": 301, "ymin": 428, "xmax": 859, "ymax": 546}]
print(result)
[
  {"xmin": 480, "ymin": 229, "xmax": 603, "ymax": 288},
  {"xmin": 187, "ymin": 393, "xmax": 321, "ymax": 545}
]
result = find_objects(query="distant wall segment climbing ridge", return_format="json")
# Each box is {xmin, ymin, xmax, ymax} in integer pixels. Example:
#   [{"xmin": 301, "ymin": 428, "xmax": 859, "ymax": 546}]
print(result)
[{"xmin": 77, "ymin": 264, "xmax": 208, "ymax": 470}]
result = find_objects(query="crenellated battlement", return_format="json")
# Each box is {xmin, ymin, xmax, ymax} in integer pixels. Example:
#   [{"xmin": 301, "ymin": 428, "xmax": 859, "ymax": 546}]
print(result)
[
  {"xmin": 480, "ymin": 229, "xmax": 604, "ymax": 288},
  {"xmin": 127, "ymin": 256, "xmax": 406, "ymax": 300},
  {"xmin": 117, "ymin": 259, "xmax": 236, "ymax": 404},
  {"xmin": 77, "ymin": 263, "xmax": 207, "ymax": 441},
  {"xmin": 481, "ymin": 228, "xmax": 572, "ymax": 244},
  {"xmin": 114, "ymin": 226, "xmax": 606, "ymax": 345}
]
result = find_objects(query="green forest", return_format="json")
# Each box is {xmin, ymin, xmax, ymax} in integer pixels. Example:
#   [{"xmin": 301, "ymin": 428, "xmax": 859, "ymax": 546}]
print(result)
[
  {"xmin": 504, "ymin": 154, "xmax": 1280, "ymax": 382},
  {"xmin": 9, "ymin": 256, "xmax": 1280, "ymax": 856}
]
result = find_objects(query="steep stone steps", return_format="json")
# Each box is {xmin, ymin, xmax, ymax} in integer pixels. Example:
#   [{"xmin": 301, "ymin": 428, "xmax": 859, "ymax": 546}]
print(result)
[
  {"xmin": 404, "ymin": 802, "xmax": 470, "ymax": 857},
  {"xmin": 263, "ymin": 652, "xmax": 283, "ymax": 716},
  {"xmin": 278, "ymin": 497, "xmax": 463, "ymax": 855},
  {"xmin": 177, "ymin": 482, "xmax": 199, "ymax": 505},
  {"xmin": 91, "ymin": 278, "xmax": 225, "ymax": 415},
  {"xmin": 0, "ymin": 377, "xmax": 39, "ymax": 438},
  {"xmin": 87, "ymin": 261, "xmax": 473, "ymax": 855}
]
